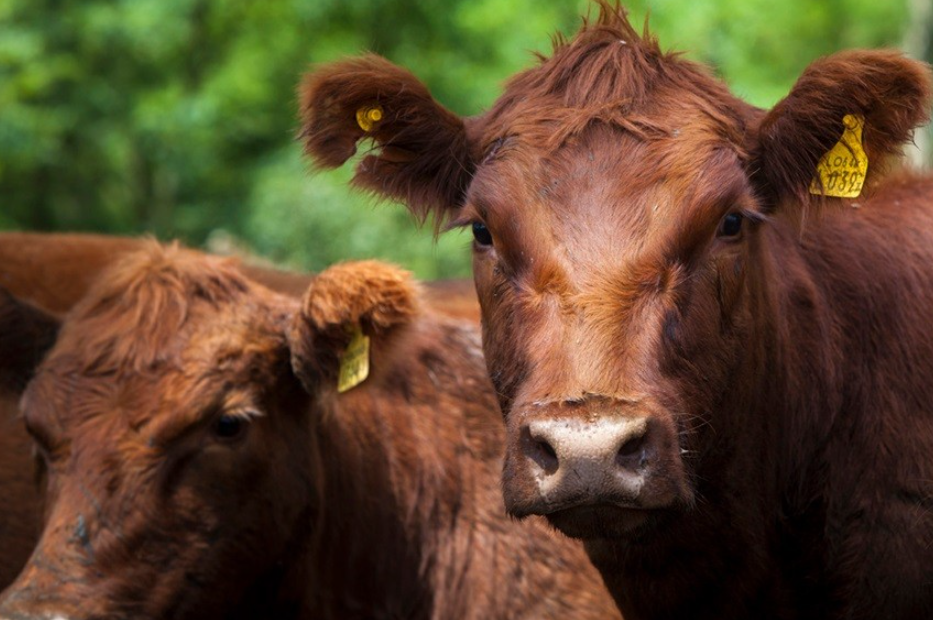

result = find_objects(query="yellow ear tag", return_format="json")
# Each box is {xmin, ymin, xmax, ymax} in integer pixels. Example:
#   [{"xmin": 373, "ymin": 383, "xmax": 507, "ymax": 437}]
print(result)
[
  {"xmin": 809, "ymin": 114, "xmax": 868, "ymax": 198},
  {"xmin": 356, "ymin": 105, "xmax": 383, "ymax": 133},
  {"xmin": 337, "ymin": 324, "xmax": 370, "ymax": 393}
]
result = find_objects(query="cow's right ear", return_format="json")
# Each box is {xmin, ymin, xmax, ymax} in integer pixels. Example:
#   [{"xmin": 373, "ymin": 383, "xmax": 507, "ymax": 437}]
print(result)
[
  {"xmin": 0, "ymin": 288, "xmax": 60, "ymax": 394},
  {"xmin": 748, "ymin": 50, "xmax": 932, "ymax": 211},
  {"xmin": 298, "ymin": 54, "xmax": 475, "ymax": 228},
  {"xmin": 288, "ymin": 261, "xmax": 420, "ymax": 393}
]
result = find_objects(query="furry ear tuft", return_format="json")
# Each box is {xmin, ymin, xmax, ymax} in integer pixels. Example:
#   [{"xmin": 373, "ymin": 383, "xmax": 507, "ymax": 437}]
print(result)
[
  {"xmin": 288, "ymin": 261, "xmax": 421, "ymax": 391},
  {"xmin": 750, "ymin": 50, "xmax": 933, "ymax": 208},
  {"xmin": 298, "ymin": 54, "xmax": 475, "ymax": 227}
]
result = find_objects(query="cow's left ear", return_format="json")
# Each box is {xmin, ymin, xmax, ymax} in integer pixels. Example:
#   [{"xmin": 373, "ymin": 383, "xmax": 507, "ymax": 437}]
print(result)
[
  {"xmin": 288, "ymin": 260, "xmax": 421, "ymax": 393},
  {"xmin": 748, "ymin": 50, "xmax": 932, "ymax": 209},
  {"xmin": 298, "ymin": 54, "xmax": 476, "ymax": 229},
  {"xmin": 0, "ymin": 288, "xmax": 60, "ymax": 394}
]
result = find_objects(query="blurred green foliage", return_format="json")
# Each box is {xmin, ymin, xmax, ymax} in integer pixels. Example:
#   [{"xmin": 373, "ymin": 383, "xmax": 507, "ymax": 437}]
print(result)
[{"xmin": 0, "ymin": 0, "xmax": 927, "ymax": 278}]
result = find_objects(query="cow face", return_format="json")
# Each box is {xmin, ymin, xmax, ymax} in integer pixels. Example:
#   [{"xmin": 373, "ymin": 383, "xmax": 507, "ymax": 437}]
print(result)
[
  {"xmin": 0, "ymin": 246, "xmax": 313, "ymax": 620},
  {"xmin": 463, "ymin": 126, "xmax": 758, "ymax": 538},
  {"xmin": 299, "ymin": 4, "xmax": 931, "ymax": 540},
  {"xmin": 0, "ymin": 248, "xmax": 421, "ymax": 620}
]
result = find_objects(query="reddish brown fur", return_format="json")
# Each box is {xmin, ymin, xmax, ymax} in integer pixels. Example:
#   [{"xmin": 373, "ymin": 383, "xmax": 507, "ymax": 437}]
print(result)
[
  {"xmin": 298, "ymin": 56, "xmax": 474, "ymax": 228},
  {"xmin": 753, "ymin": 50, "xmax": 933, "ymax": 206},
  {"xmin": 300, "ymin": 2, "xmax": 933, "ymax": 619},
  {"xmin": 0, "ymin": 246, "xmax": 619, "ymax": 620},
  {"xmin": 0, "ymin": 231, "xmax": 480, "ymax": 322},
  {"xmin": 0, "ymin": 233, "xmax": 478, "ymax": 593},
  {"xmin": 0, "ymin": 399, "xmax": 42, "ymax": 590}
]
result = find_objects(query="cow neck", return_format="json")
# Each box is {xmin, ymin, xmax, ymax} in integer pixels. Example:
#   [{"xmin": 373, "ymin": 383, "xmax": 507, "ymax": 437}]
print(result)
[
  {"xmin": 306, "ymin": 321, "xmax": 499, "ymax": 619},
  {"xmin": 751, "ymin": 220, "xmax": 847, "ymax": 511},
  {"xmin": 224, "ymin": 514, "xmax": 316, "ymax": 620},
  {"xmin": 583, "ymin": 219, "xmax": 850, "ymax": 620}
]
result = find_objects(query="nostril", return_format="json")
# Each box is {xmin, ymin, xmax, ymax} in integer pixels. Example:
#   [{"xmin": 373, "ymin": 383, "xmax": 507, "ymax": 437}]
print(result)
[
  {"xmin": 615, "ymin": 432, "xmax": 647, "ymax": 469},
  {"xmin": 521, "ymin": 426, "xmax": 560, "ymax": 474},
  {"xmin": 538, "ymin": 439, "xmax": 557, "ymax": 461},
  {"xmin": 529, "ymin": 437, "xmax": 560, "ymax": 473}
]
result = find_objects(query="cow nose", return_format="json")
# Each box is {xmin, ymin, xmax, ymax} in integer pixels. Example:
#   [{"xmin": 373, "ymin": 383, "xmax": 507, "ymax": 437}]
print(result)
[{"xmin": 521, "ymin": 416, "xmax": 651, "ymax": 503}]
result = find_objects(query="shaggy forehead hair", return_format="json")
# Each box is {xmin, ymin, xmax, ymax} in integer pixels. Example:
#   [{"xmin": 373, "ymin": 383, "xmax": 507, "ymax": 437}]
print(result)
[
  {"xmin": 52, "ymin": 241, "xmax": 254, "ymax": 376},
  {"xmin": 477, "ymin": 2, "xmax": 754, "ymax": 157}
]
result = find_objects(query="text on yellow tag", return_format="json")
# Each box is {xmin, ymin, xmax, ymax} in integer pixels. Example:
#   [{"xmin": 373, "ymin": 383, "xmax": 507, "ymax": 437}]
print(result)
[{"xmin": 809, "ymin": 114, "xmax": 868, "ymax": 199}]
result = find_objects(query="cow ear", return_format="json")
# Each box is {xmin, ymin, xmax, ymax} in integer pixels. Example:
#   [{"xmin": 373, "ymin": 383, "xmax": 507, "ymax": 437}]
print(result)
[
  {"xmin": 288, "ymin": 261, "xmax": 420, "ymax": 393},
  {"xmin": 0, "ymin": 288, "xmax": 60, "ymax": 394},
  {"xmin": 748, "ymin": 50, "xmax": 932, "ymax": 211},
  {"xmin": 297, "ymin": 54, "xmax": 475, "ymax": 229}
]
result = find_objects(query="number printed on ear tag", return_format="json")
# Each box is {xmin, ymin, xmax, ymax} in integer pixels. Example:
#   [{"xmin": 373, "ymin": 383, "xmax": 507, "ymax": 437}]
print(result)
[
  {"xmin": 809, "ymin": 114, "xmax": 868, "ymax": 199},
  {"xmin": 337, "ymin": 324, "xmax": 370, "ymax": 393}
]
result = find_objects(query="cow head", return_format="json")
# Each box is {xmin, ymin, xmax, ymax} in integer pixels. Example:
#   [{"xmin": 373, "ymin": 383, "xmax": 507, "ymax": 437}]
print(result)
[
  {"xmin": 0, "ymin": 246, "xmax": 419, "ymax": 619},
  {"xmin": 299, "ymin": 3, "xmax": 932, "ymax": 540}
]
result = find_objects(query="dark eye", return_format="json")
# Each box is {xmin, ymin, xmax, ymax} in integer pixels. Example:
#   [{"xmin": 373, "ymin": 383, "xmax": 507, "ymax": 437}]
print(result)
[
  {"xmin": 472, "ymin": 221, "xmax": 493, "ymax": 247},
  {"xmin": 212, "ymin": 415, "xmax": 249, "ymax": 442},
  {"xmin": 718, "ymin": 212, "xmax": 744, "ymax": 237}
]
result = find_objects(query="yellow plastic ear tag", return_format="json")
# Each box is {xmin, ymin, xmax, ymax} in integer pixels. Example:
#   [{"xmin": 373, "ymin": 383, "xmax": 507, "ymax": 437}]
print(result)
[
  {"xmin": 356, "ymin": 105, "xmax": 383, "ymax": 133},
  {"xmin": 809, "ymin": 114, "xmax": 868, "ymax": 198},
  {"xmin": 337, "ymin": 324, "xmax": 370, "ymax": 393}
]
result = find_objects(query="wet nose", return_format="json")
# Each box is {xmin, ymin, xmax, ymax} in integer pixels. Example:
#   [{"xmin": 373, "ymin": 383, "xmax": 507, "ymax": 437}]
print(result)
[{"xmin": 521, "ymin": 415, "xmax": 653, "ymax": 504}]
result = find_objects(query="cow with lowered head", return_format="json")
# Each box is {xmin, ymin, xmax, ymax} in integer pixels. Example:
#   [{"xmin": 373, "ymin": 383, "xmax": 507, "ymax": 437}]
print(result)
[
  {"xmin": 0, "ymin": 244, "xmax": 619, "ymax": 620},
  {"xmin": 0, "ymin": 232, "xmax": 479, "ymax": 591},
  {"xmin": 298, "ymin": 2, "xmax": 933, "ymax": 619}
]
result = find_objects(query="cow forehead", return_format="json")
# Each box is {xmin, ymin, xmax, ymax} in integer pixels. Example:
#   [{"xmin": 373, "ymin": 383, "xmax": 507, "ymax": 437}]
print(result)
[
  {"xmin": 469, "ymin": 125, "xmax": 747, "ymax": 285},
  {"xmin": 29, "ymin": 307, "xmax": 289, "ymax": 441}
]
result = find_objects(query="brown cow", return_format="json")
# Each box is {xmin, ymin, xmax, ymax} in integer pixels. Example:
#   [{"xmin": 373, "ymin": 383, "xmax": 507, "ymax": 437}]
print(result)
[
  {"xmin": 0, "ymin": 231, "xmax": 479, "ymax": 322},
  {"xmin": 0, "ymin": 232, "xmax": 478, "ymax": 591},
  {"xmin": 0, "ymin": 244, "xmax": 620, "ymax": 620},
  {"xmin": 0, "ymin": 290, "xmax": 56, "ymax": 587},
  {"xmin": 298, "ymin": 3, "xmax": 933, "ymax": 619}
]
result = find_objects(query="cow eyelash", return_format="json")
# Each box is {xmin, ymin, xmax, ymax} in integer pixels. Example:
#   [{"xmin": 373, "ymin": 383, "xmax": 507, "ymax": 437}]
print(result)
[
  {"xmin": 716, "ymin": 209, "xmax": 766, "ymax": 240},
  {"xmin": 222, "ymin": 407, "xmax": 263, "ymax": 421},
  {"xmin": 448, "ymin": 211, "xmax": 495, "ymax": 250},
  {"xmin": 446, "ymin": 206, "xmax": 483, "ymax": 232}
]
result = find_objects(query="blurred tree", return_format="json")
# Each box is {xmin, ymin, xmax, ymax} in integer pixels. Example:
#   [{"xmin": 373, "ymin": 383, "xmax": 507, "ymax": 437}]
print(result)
[
  {"xmin": 0, "ymin": 0, "xmax": 927, "ymax": 278},
  {"xmin": 903, "ymin": 0, "xmax": 932, "ymax": 168}
]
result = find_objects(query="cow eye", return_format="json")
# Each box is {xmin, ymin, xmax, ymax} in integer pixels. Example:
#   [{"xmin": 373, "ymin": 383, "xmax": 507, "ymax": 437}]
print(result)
[
  {"xmin": 212, "ymin": 414, "xmax": 250, "ymax": 442},
  {"xmin": 718, "ymin": 212, "xmax": 744, "ymax": 237},
  {"xmin": 472, "ymin": 221, "xmax": 493, "ymax": 247}
]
